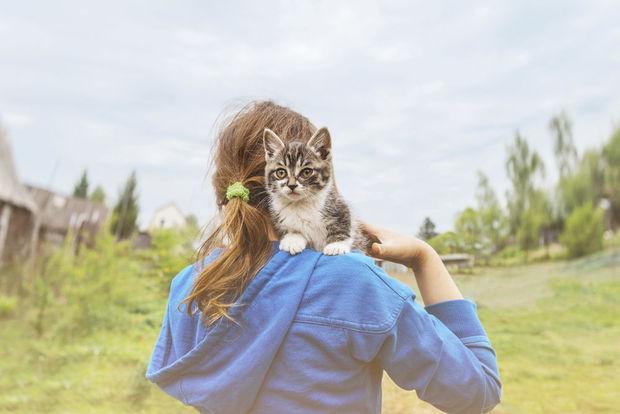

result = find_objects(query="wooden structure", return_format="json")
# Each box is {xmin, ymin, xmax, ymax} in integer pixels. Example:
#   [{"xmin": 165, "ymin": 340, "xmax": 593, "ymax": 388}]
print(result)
[
  {"xmin": 0, "ymin": 132, "xmax": 39, "ymax": 265},
  {"xmin": 133, "ymin": 231, "xmax": 153, "ymax": 250},
  {"xmin": 440, "ymin": 253, "xmax": 475, "ymax": 270},
  {"xmin": 26, "ymin": 185, "xmax": 109, "ymax": 251}
]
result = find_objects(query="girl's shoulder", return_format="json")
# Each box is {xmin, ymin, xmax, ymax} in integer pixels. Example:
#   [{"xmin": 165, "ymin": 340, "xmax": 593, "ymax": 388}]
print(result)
[{"xmin": 296, "ymin": 252, "xmax": 415, "ymax": 333}]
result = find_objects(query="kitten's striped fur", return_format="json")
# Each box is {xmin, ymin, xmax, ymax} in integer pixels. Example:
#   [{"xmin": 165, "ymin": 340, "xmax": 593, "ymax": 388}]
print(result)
[{"xmin": 263, "ymin": 127, "xmax": 366, "ymax": 255}]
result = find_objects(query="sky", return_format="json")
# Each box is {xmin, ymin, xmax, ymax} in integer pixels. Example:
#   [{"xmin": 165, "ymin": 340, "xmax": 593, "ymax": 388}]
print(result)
[{"xmin": 1, "ymin": 1, "xmax": 619, "ymax": 233}]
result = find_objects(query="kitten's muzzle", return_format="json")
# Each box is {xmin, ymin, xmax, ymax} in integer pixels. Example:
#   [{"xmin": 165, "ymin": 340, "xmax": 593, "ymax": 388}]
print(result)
[{"xmin": 288, "ymin": 184, "xmax": 298, "ymax": 191}]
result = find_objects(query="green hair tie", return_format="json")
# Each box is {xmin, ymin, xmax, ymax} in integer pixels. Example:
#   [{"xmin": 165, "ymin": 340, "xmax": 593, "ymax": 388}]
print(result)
[{"xmin": 226, "ymin": 181, "xmax": 250, "ymax": 203}]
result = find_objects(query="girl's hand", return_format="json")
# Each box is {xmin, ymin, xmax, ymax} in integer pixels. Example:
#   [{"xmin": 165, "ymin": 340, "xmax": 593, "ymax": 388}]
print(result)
[
  {"xmin": 361, "ymin": 221, "xmax": 463, "ymax": 305},
  {"xmin": 362, "ymin": 221, "xmax": 434, "ymax": 270}
]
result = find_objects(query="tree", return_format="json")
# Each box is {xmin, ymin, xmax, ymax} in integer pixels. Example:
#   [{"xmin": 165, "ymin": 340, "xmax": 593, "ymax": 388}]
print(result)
[
  {"xmin": 72, "ymin": 170, "xmax": 89, "ymax": 199},
  {"xmin": 417, "ymin": 217, "xmax": 438, "ymax": 240},
  {"xmin": 111, "ymin": 171, "xmax": 139, "ymax": 240},
  {"xmin": 602, "ymin": 127, "xmax": 620, "ymax": 227},
  {"xmin": 516, "ymin": 190, "xmax": 551, "ymax": 252},
  {"xmin": 557, "ymin": 150, "xmax": 604, "ymax": 218},
  {"xmin": 454, "ymin": 207, "xmax": 483, "ymax": 254},
  {"xmin": 560, "ymin": 203, "xmax": 604, "ymax": 258},
  {"xmin": 549, "ymin": 111, "xmax": 578, "ymax": 179},
  {"xmin": 90, "ymin": 186, "xmax": 106, "ymax": 204},
  {"xmin": 517, "ymin": 209, "xmax": 542, "ymax": 253},
  {"xmin": 505, "ymin": 132, "xmax": 546, "ymax": 234},
  {"xmin": 475, "ymin": 172, "xmax": 507, "ymax": 252},
  {"xmin": 428, "ymin": 231, "xmax": 463, "ymax": 255}
]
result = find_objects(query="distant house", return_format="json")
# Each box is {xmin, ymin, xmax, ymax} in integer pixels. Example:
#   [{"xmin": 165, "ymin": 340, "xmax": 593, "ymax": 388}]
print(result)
[
  {"xmin": 0, "ymin": 132, "xmax": 39, "ymax": 264},
  {"xmin": 26, "ymin": 185, "xmax": 109, "ymax": 250},
  {"xmin": 148, "ymin": 202, "xmax": 187, "ymax": 231}
]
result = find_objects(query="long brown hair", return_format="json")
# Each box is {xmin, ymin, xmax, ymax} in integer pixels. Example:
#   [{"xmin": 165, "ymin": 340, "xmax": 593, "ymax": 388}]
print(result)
[{"xmin": 183, "ymin": 101, "xmax": 316, "ymax": 324}]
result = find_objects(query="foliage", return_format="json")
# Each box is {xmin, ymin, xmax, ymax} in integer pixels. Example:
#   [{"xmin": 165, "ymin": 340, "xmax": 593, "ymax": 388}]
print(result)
[
  {"xmin": 505, "ymin": 132, "xmax": 546, "ymax": 234},
  {"xmin": 517, "ymin": 190, "xmax": 552, "ymax": 252},
  {"xmin": 549, "ymin": 111, "xmax": 577, "ymax": 178},
  {"xmin": 475, "ymin": 172, "xmax": 507, "ymax": 252},
  {"xmin": 602, "ymin": 127, "xmax": 620, "ymax": 226},
  {"xmin": 445, "ymin": 172, "xmax": 509, "ymax": 258},
  {"xmin": 517, "ymin": 208, "xmax": 542, "ymax": 252},
  {"xmin": 427, "ymin": 231, "xmax": 463, "ymax": 254},
  {"xmin": 111, "ymin": 171, "xmax": 140, "ymax": 240},
  {"xmin": 0, "ymin": 218, "xmax": 201, "ymax": 413},
  {"xmin": 454, "ymin": 208, "xmax": 483, "ymax": 254},
  {"xmin": 0, "ymin": 295, "xmax": 17, "ymax": 318},
  {"xmin": 24, "ymin": 229, "xmax": 137, "ymax": 336},
  {"xmin": 140, "ymin": 227, "xmax": 198, "ymax": 292},
  {"xmin": 72, "ymin": 170, "xmax": 89, "ymax": 199},
  {"xmin": 557, "ymin": 150, "xmax": 604, "ymax": 219},
  {"xmin": 90, "ymin": 185, "xmax": 106, "ymax": 203},
  {"xmin": 560, "ymin": 203, "xmax": 605, "ymax": 258},
  {"xmin": 416, "ymin": 217, "xmax": 438, "ymax": 240}
]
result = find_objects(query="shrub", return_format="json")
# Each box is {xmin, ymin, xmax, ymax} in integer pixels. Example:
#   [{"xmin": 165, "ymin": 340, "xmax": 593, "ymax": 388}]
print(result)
[
  {"xmin": 560, "ymin": 203, "xmax": 605, "ymax": 258},
  {"xmin": 56, "ymin": 232, "xmax": 136, "ymax": 336},
  {"xmin": 141, "ymin": 227, "xmax": 198, "ymax": 293},
  {"xmin": 0, "ymin": 295, "xmax": 17, "ymax": 318},
  {"xmin": 428, "ymin": 231, "xmax": 463, "ymax": 255}
]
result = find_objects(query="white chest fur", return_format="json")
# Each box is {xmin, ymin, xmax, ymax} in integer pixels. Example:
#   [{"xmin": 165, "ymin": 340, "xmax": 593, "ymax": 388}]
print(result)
[{"xmin": 271, "ymin": 196, "xmax": 329, "ymax": 250}]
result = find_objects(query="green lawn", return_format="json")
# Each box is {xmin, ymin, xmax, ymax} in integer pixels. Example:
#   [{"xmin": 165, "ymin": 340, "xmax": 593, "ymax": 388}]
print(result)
[
  {"xmin": 1, "ymin": 248, "xmax": 618, "ymax": 413},
  {"xmin": 384, "ymin": 248, "xmax": 620, "ymax": 414}
]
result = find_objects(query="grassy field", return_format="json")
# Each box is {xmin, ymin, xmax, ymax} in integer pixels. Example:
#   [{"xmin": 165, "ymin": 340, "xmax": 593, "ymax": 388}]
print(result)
[
  {"xmin": 384, "ymin": 248, "xmax": 620, "ymax": 414},
  {"xmin": 1, "ymin": 247, "xmax": 618, "ymax": 413}
]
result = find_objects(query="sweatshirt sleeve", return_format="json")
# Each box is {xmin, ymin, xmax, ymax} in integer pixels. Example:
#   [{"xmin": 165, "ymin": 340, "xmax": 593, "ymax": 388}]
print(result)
[{"xmin": 376, "ymin": 297, "xmax": 501, "ymax": 414}]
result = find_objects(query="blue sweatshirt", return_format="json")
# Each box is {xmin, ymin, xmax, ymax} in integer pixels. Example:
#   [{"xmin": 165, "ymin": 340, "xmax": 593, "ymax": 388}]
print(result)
[{"xmin": 146, "ymin": 243, "xmax": 501, "ymax": 413}]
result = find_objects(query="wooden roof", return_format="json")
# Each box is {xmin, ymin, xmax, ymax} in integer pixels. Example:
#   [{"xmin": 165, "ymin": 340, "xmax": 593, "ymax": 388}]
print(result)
[{"xmin": 26, "ymin": 185, "xmax": 109, "ymax": 233}]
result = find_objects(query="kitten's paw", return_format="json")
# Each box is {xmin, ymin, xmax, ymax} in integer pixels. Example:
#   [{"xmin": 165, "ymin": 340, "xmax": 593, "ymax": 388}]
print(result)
[
  {"xmin": 323, "ymin": 240, "xmax": 352, "ymax": 256},
  {"xmin": 279, "ymin": 233, "xmax": 307, "ymax": 255}
]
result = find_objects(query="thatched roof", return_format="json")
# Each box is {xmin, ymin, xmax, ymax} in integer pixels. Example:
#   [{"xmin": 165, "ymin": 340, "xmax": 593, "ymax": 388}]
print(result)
[
  {"xmin": 26, "ymin": 185, "xmax": 109, "ymax": 234},
  {"xmin": 0, "ymin": 130, "xmax": 38, "ymax": 213}
]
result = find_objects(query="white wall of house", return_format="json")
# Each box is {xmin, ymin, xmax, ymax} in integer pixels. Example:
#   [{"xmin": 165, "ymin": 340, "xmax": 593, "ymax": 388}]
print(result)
[{"xmin": 148, "ymin": 203, "xmax": 187, "ymax": 231}]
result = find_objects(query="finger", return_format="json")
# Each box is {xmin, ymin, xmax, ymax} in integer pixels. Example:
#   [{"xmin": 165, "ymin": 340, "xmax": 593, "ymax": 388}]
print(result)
[
  {"xmin": 370, "ymin": 242, "xmax": 383, "ymax": 257},
  {"xmin": 360, "ymin": 221, "xmax": 383, "ymax": 242},
  {"xmin": 370, "ymin": 242, "xmax": 404, "ymax": 264}
]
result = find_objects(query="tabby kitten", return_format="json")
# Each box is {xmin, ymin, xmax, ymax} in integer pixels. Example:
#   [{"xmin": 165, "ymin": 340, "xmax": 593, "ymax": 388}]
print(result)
[{"xmin": 262, "ymin": 127, "xmax": 366, "ymax": 255}]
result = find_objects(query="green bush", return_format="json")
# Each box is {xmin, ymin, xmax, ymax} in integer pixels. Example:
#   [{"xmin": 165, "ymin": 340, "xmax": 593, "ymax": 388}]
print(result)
[
  {"xmin": 428, "ymin": 231, "xmax": 463, "ymax": 254},
  {"xmin": 560, "ymin": 203, "xmax": 605, "ymax": 258},
  {"xmin": 140, "ymin": 227, "xmax": 198, "ymax": 293},
  {"xmin": 55, "ymin": 232, "xmax": 137, "ymax": 336},
  {"xmin": 0, "ymin": 295, "xmax": 17, "ymax": 318}
]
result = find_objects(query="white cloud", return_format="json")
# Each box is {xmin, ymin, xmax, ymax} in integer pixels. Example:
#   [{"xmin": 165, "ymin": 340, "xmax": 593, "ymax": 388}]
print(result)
[
  {"xmin": 1, "ymin": 0, "xmax": 619, "ymax": 233},
  {"xmin": 1, "ymin": 112, "xmax": 34, "ymax": 129}
]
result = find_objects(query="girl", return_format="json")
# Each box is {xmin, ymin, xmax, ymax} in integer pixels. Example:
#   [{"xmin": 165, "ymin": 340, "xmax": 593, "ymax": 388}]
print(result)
[{"xmin": 146, "ymin": 101, "xmax": 501, "ymax": 414}]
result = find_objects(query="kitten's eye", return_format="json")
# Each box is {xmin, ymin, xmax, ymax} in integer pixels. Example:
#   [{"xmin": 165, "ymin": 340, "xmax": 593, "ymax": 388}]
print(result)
[
  {"xmin": 274, "ymin": 168, "xmax": 287, "ymax": 179},
  {"xmin": 300, "ymin": 168, "xmax": 313, "ymax": 178}
]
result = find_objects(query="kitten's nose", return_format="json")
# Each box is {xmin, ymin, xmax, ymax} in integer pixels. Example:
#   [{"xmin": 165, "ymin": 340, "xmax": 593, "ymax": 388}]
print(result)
[{"xmin": 288, "ymin": 184, "xmax": 298, "ymax": 191}]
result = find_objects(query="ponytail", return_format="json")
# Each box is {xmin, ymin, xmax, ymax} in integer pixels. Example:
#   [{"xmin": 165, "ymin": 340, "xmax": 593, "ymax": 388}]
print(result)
[
  {"xmin": 182, "ymin": 177, "xmax": 273, "ymax": 325},
  {"xmin": 182, "ymin": 101, "xmax": 315, "ymax": 325}
]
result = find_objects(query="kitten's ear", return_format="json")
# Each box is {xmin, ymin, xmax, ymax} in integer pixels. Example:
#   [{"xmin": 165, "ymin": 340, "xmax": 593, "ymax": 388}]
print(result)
[
  {"xmin": 307, "ymin": 127, "xmax": 331, "ymax": 160},
  {"xmin": 263, "ymin": 128, "xmax": 285, "ymax": 159}
]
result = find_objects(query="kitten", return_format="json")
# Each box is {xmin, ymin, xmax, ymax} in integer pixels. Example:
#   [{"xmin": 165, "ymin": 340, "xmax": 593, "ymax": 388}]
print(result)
[{"xmin": 262, "ymin": 127, "xmax": 367, "ymax": 256}]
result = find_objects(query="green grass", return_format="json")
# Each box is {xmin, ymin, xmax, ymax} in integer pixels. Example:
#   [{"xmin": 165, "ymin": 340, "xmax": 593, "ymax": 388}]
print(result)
[
  {"xmin": 1, "ymin": 248, "xmax": 618, "ymax": 413},
  {"xmin": 0, "ymin": 263, "xmax": 193, "ymax": 414},
  {"xmin": 384, "ymin": 248, "xmax": 620, "ymax": 413}
]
